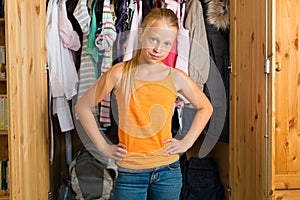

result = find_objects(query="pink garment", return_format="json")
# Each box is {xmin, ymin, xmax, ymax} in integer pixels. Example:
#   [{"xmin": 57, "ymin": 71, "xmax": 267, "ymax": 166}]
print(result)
[
  {"xmin": 175, "ymin": 2, "xmax": 189, "ymax": 75},
  {"xmin": 162, "ymin": 0, "xmax": 179, "ymax": 67},
  {"xmin": 164, "ymin": 0, "xmax": 177, "ymax": 12},
  {"xmin": 59, "ymin": 0, "xmax": 81, "ymax": 51}
]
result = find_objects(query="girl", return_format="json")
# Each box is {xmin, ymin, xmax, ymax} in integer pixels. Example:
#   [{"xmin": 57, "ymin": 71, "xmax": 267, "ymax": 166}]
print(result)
[{"xmin": 75, "ymin": 8, "xmax": 212, "ymax": 200}]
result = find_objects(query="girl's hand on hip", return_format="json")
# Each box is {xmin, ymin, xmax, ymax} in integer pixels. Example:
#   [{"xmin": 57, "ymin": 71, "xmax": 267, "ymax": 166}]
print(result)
[
  {"xmin": 162, "ymin": 138, "xmax": 188, "ymax": 154},
  {"xmin": 101, "ymin": 143, "xmax": 127, "ymax": 161}
]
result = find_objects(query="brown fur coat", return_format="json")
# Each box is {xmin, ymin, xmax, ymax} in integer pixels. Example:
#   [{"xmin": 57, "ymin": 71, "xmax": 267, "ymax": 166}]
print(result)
[{"xmin": 202, "ymin": 0, "xmax": 230, "ymax": 30}]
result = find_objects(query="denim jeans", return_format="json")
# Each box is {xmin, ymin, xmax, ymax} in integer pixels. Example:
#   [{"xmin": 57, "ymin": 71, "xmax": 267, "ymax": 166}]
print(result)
[{"xmin": 113, "ymin": 161, "xmax": 182, "ymax": 200}]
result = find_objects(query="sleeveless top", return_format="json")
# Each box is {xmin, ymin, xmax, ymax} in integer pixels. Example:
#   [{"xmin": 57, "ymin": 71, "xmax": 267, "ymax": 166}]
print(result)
[{"xmin": 113, "ymin": 68, "xmax": 179, "ymax": 169}]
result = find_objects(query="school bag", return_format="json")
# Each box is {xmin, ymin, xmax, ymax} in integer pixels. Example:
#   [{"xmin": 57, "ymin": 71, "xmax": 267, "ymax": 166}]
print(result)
[
  {"xmin": 180, "ymin": 156, "xmax": 224, "ymax": 200},
  {"xmin": 58, "ymin": 177, "xmax": 76, "ymax": 200},
  {"xmin": 69, "ymin": 147, "xmax": 115, "ymax": 200}
]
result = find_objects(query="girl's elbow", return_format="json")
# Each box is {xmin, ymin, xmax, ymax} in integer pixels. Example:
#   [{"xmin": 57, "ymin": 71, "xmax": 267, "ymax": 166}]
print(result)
[
  {"xmin": 208, "ymin": 103, "xmax": 213, "ymax": 117},
  {"xmin": 74, "ymin": 100, "xmax": 83, "ymax": 114},
  {"xmin": 75, "ymin": 99, "xmax": 93, "ymax": 115},
  {"xmin": 74, "ymin": 102, "xmax": 80, "ymax": 114}
]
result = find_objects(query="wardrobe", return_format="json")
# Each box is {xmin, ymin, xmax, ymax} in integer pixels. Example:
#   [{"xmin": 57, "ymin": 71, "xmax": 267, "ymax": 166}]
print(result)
[{"xmin": 1, "ymin": 0, "xmax": 299, "ymax": 199}]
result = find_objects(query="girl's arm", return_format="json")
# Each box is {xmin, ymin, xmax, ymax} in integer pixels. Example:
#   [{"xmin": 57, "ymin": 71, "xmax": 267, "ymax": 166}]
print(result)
[
  {"xmin": 164, "ymin": 69, "xmax": 213, "ymax": 154},
  {"xmin": 75, "ymin": 64, "xmax": 127, "ymax": 160}
]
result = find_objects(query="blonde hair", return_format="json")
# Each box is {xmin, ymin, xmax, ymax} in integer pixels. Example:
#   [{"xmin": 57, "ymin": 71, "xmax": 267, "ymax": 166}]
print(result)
[{"xmin": 121, "ymin": 8, "xmax": 179, "ymax": 103}]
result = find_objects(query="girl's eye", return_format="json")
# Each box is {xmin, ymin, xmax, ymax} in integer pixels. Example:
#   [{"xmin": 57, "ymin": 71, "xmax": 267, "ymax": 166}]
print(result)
[
  {"xmin": 149, "ymin": 37, "xmax": 157, "ymax": 43},
  {"xmin": 164, "ymin": 42, "xmax": 172, "ymax": 48}
]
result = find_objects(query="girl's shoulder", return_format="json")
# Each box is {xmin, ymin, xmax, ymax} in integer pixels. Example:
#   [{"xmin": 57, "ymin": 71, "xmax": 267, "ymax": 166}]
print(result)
[
  {"xmin": 155, "ymin": 65, "xmax": 189, "ymax": 83},
  {"xmin": 108, "ymin": 62, "xmax": 126, "ymax": 87},
  {"xmin": 172, "ymin": 67, "xmax": 189, "ymax": 80},
  {"xmin": 112, "ymin": 62, "xmax": 125, "ymax": 71},
  {"xmin": 171, "ymin": 68, "xmax": 195, "ymax": 90},
  {"xmin": 109, "ymin": 62, "xmax": 125, "ymax": 78}
]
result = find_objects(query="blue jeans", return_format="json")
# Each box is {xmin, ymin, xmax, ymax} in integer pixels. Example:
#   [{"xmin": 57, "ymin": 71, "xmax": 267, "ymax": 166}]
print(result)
[{"xmin": 113, "ymin": 161, "xmax": 183, "ymax": 200}]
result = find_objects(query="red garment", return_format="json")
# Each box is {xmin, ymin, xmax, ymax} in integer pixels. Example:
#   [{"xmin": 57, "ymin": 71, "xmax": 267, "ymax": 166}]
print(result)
[
  {"xmin": 162, "ymin": 34, "xmax": 177, "ymax": 67},
  {"xmin": 162, "ymin": 0, "xmax": 179, "ymax": 67}
]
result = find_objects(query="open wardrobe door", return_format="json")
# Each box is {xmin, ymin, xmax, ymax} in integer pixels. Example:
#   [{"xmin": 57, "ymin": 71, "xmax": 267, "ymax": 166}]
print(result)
[
  {"xmin": 229, "ymin": 0, "xmax": 269, "ymax": 199},
  {"xmin": 5, "ymin": 0, "xmax": 49, "ymax": 199},
  {"xmin": 272, "ymin": 0, "xmax": 300, "ymax": 199}
]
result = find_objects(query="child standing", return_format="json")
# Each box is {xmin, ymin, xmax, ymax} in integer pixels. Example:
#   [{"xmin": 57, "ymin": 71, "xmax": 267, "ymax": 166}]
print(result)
[{"xmin": 75, "ymin": 8, "xmax": 212, "ymax": 200}]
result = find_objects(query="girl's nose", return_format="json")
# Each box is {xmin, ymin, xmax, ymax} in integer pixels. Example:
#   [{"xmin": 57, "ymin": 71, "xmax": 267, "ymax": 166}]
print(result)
[{"xmin": 153, "ymin": 45, "xmax": 162, "ymax": 53}]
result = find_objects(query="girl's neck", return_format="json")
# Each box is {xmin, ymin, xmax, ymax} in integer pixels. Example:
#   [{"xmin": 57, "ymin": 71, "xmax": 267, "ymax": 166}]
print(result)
[{"xmin": 135, "ymin": 63, "xmax": 170, "ymax": 81}]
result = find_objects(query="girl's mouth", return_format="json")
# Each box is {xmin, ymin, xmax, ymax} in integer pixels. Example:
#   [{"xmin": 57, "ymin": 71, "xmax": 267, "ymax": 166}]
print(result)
[{"xmin": 149, "ymin": 53, "xmax": 160, "ymax": 60}]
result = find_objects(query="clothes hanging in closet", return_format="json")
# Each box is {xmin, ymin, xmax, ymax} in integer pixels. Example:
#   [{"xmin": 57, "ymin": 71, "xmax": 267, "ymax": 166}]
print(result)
[
  {"xmin": 161, "ymin": 0, "xmax": 179, "ymax": 67},
  {"xmin": 74, "ymin": 0, "xmax": 99, "ymax": 116},
  {"xmin": 113, "ymin": 0, "xmax": 135, "ymax": 63},
  {"xmin": 122, "ymin": 0, "xmax": 143, "ymax": 61},
  {"xmin": 95, "ymin": 0, "xmax": 117, "ymax": 126},
  {"xmin": 66, "ymin": 0, "xmax": 83, "ymax": 71},
  {"xmin": 59, "ymin": 0, "xmax": 81, "ymax": 52},
  {"xmin": 175, "ymin": 0, "xmax": 189, "ymax": 75},
  {"xmin": 86, "ymin": 2, "xmax": 99, "ymax": 69},
  {"xmin": 184, "ymin": 0, "xmax": 210, "ymax": 90},
  {"xmin": 200, "ymin": 0, "xmax": 230, "ymax": 142},
  {"xmin": 71, "ymin": 0, "xmax": 117, "ymax": 126},
  {"xmin": 46, "ymin": 0, "xmax": 79, "ymax": 132},
  {"xmin": 46, "ymin": 0, "xmax": 81, "ymax": 166},
  {"xmin": 179, "ymin": 0, "xmax": 210, "ymax": 142}
]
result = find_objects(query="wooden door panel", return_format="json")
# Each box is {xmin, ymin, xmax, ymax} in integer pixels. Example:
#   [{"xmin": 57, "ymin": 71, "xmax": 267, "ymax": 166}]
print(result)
[
  {"xmin": 6, "ymin": 0, "xmax": 49, "ymax": 199},
  {"xmin": 230, "ymin": 0, "xmax": 267, "ymax": 199},
  {"xmin": 274, "ymin": 0, "xmax": 300, "ymax": 176}
]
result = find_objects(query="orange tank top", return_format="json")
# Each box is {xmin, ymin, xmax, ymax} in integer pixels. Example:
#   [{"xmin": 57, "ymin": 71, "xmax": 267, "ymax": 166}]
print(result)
[{"xmin": 113, "ymin": 68, "xmax": 179, "ymax": 169}]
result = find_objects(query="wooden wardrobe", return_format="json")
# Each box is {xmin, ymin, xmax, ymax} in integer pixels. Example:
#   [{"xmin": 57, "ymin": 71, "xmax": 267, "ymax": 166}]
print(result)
[
  {"xmin": 0, "ymin": 0, "xmax": 299, "ymax": 199},
  {"xmin": 229, "ymin": 0, "xmax": 300, "ymax": 199},
  {"xmin": 2, "ymin": 1, "xmax": 49, "ymax": 199}
]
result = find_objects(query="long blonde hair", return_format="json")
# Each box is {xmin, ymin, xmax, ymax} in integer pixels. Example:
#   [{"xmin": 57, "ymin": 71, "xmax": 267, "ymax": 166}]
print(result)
[{"xmin": 121, "ymin": 8, "xmax": 179, "ymax": 103}]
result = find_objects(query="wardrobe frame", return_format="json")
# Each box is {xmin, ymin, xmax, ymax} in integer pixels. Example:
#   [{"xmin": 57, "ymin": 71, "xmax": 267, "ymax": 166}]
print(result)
[{"xmin": 3, "ymin": 0, "xmax": 300, "ymax": 199}]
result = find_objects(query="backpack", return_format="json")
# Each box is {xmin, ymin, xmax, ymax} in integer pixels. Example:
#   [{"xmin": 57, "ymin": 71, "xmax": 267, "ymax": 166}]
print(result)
[
  {"xmin": 69, "ymin": 147, "xmax": 115, "ymax": 200},
  {"xmin": 58, "ymin": 177, "xmax": 76, "ymax": 200},
  {"xmin": 180, "ymin": 156, "xmax": 224, "ymax": 200}
]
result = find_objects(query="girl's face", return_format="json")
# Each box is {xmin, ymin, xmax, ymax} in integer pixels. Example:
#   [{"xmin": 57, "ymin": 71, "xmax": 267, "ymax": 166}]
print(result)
[{"xmin": 139, "ymin": 19, "xmax": 178, "ymax": 65}]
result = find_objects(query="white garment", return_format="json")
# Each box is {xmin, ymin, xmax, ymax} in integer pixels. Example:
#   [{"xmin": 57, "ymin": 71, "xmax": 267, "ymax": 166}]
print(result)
[
  {"xmin": 73, "ymin": 0, "xmax": 91, "ymax": 34},
  {"xmin": 53, "ymin": 97, "xmax": 75, "ymax": 132},
  {"xmin": 175, "ymin": 2, "xmax": 189, "ymax": 75},
  {"xmin": 59, "ymin": 0, "xmax": 81, "ymax": 51},
  {"xmin": 46, "ymin": 0, "xmax": 79, "ymax": 131}
]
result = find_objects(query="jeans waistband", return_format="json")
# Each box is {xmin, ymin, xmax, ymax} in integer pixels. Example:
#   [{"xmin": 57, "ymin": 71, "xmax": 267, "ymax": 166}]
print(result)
[{"xmin": 117, "ymin": 160, "xmax": 180, "ymax": 173}]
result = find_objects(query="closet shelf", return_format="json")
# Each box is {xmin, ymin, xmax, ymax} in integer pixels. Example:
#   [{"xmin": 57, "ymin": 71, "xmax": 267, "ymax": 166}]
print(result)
[
  {"xmin": 0, "ymin": 130, "xmax": 7, "ymax": 135},
  {"xmin": 0, "ymin": 195, "xmax": 9, "ymax": 200},
  {"xmin": 0, "ymin": 189, "xmax": 9, "ymax": 199}
]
